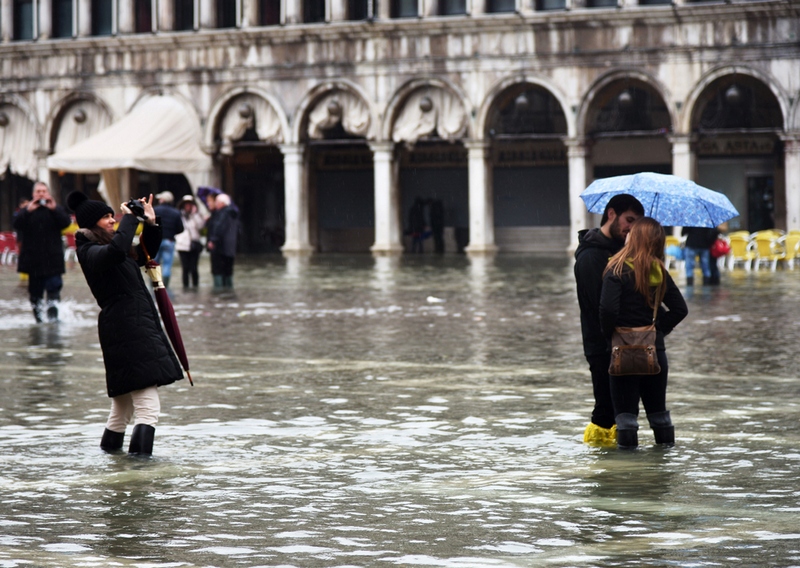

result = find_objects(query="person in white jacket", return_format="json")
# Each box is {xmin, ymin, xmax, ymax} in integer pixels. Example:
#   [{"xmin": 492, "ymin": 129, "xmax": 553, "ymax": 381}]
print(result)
[{"xmin": 175, "ymin": 195, "xmax": 208, "ymax": 289}]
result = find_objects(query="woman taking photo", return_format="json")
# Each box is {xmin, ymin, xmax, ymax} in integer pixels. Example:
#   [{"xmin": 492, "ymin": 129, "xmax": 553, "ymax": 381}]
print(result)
[
  {"xmin": 68, "ymin": 192, "xmax": 185, "ymax": 457},
  {"xmin": 599, "ymin": 217, "xmax": 688, "ymax": 449}
]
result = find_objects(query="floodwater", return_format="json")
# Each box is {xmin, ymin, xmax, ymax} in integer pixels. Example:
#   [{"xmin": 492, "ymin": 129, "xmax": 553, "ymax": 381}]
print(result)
[{"xmin": 0, "ymin": 253, "xmax": 799, "ymax": 567}]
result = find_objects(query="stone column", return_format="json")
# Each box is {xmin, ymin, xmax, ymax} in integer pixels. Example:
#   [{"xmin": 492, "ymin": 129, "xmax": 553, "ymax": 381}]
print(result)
[
  {"xmin": 242, "ymin": 0, "xmax": 258, "ymax": 26},
  {"xmin": 118, "ymin": 0, "xmax": 134, "ymax": 33},
  {"xmin": 200, "ymin": 0, "xmax": 215, "ymax": 28},
  {"xmin": 377, "ymin": 0, "xmax": 391, "ymax": 19},
  {"xmin": 782, "ymin": 135, "xmax": 800, "ymax": 231},
  {"xmin": 78, "ymin": 0, "xmax": 91, "ymax": 36},
  {"xmin": 423, "ymin": 0, "xmax": 437, "ymax": 17},
  {"xmin": 370, "ymin": 142, "xmax": 403, "ymax": 255},
  {"xmin": 670, "ymin": 134, "xmax": 696, "ymax": 236},
  {"xmin": 284, "ymin": 0, "xmax": 300, "ymax": 23},
  {"xmin": 566, "ymin": 138, "xmax": 589, "ymax": 253},
  {"xmin": 0, "ymin": 0, "xmax": 11, "ymax": 42},
  {"xmin": 280, "ymin": 144, "xmax": 314, "ymax": 255},
  {"xmin": 330, "ymin": 0, "xmax": 345, "ymax": 20},
  {"xmin": 158, "ymin": 0, "xmax": 174, "ymax": 30},
  {"xmin": 464, "ymin": 140, "xmax": 497, "ymax": 255},
  {"xmin": 39, "ymin": 0, "xmax": 53, "ymax": 39},
  {"xmin": 470, "ymin": 0, "xmax": 485, "ymax": 16}
]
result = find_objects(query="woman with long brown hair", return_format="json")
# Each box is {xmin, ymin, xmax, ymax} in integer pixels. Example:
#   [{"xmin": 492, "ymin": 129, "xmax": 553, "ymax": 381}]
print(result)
[{"xmin": 599, "ymin": 217, "xmax": 688, "ymax": 449}]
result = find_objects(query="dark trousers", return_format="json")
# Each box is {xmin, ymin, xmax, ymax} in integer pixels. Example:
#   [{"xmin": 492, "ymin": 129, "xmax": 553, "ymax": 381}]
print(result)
[
  {"xmin": 211, "ymin": 253, "xmax": 234, "ymax": 277},
  {"xmin": 28, "ymin": 274, "xmax": 63, "ymax": 305},
  {"xmin": 586, "ymin": 353, "xmax": 616, "ymax": 429},
  {"xmin": 609, "ymin": 350, "xmax": 669, "ymax": 418},
  {"xmin": 179, "ymin": 249, "xmax": 201, "ymax": 288}
]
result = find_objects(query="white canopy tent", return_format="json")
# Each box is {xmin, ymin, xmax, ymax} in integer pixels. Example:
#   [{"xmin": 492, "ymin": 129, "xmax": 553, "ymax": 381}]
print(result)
[{"xmin": 47, "ymin": 96, "xmax": 212, "ymax": 206}]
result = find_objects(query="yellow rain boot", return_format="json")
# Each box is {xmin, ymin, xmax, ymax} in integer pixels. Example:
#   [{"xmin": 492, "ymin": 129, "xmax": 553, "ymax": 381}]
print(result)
[{"xmin": 583, "ymin": 423, "xmax": 617, "ymax": 448}]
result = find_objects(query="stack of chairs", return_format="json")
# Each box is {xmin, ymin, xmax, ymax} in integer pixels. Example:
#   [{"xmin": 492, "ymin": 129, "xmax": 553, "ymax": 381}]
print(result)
[{"xmin": 0, "ymin": 232, "xmax": 18, "ymax": 265}]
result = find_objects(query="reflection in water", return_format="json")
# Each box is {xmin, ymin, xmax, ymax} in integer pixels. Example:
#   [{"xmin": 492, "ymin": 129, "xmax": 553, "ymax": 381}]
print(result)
[{"xmin": 0, "ymin": 255, "xmax": 798, "ymax": 566}]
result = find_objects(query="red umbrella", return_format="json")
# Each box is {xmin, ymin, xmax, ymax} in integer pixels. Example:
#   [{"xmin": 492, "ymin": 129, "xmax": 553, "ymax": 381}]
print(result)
[{"xmin": 140, "ymin": 241, "xmax": 194, "ymax": 386}]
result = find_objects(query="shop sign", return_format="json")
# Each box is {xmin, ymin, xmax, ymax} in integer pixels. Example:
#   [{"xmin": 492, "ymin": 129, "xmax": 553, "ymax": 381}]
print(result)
[
  {"xmin": 492, "ymin": 141, "xmax": 567, "ymax": 167},
  {"xmin": 697, "ymin": 136, "xmax": 775, "ymax": 156}
]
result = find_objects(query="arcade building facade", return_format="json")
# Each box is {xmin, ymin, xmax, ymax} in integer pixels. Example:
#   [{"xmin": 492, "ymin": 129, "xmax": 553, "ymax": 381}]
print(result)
[{"xmin": 0, "ymin": 0, "xmax": 797, "ymax": 255}]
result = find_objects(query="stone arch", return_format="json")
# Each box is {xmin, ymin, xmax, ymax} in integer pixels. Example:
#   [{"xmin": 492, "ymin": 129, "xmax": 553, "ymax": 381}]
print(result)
[
  {"xmin": 578, "ymin": 69, "xmax": 675, "ymax": 139},
  {"xmin": 682, "ymin": 65, "xmax": 787, "ymax": 134},
  {"xmin": 382, "ymin": 77, "xmax": 473, "ymax": 143},
  {"xmin": 0, "ymin": 94, "xmax": 42, "ymax": 180},
  {"xmin": 292, "ymin": 80, "xmax": 376, "ymax": 144},
  {"xmin": 205, "ymin": 86, "xmax": 290, "ymax": 154},
  {"xmin": 45, "ymin": 91, "xmax": 114, "ymax": 153},
  {"xmin": 477, "ymin": 75, "xmax": 573, "ymax": 139}
]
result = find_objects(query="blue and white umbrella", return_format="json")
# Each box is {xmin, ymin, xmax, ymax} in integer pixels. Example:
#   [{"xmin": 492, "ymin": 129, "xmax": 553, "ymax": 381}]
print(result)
[{"xmin": 580, "ymin": 172, "xmax": 739, "ymax": 228}]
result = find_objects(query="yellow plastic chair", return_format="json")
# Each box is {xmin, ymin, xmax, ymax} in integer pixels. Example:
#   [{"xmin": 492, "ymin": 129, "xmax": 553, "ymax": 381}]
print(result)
[
  {"xmin": 752, "ymin": 233, "xmax": 785, "ymax": 271},
  {"xmin": 727, "ymin": 234, "xmax": 756, "ymax": 271},
  {"xmin": 779, "ymin": 233, "xmax": 800, "ymax": 270}
]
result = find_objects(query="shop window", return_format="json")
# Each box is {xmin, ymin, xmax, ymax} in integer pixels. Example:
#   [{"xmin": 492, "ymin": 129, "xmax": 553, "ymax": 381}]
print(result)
[
  {"xmin": 174, "ymin": 0, "xmax": 194, "ymax": 30},
  {"xmin": 487, "ymin": 0, "xmax": 516, "ymax": 12},
  {"xmin": 391, "ymin": 0, "xmax": 418, "ymax": 17},
  {"xmin": 13, "ymin": 0, "xmax": 33, "ymax": 40},
  {"xmin": 440, "ymin": 0, "xmax": 467, "ymax": 15},
  {"xmin": 348, "ymin": 0, "xmax": 373, "ymax": 20},
  {"xmin": 217, "ymin": 0, "xmax": 237, "ymax": 28},
  {"xmin": 134, "ymin": 0, "xmax": 152, "ymax": 32},
  {"xmin": 304, "ymin": 0, "xmax": 326, "ymax": 22},
  {"xmin": 260, "ymin": 0, "xmax": 281, "ymax": 25},
  {"xmin": 53, "ymin": 0, "xmax": 73, "ymax": 38},
  {"xmin": 92, "ymin": 0, "xmax": 113, "ymax": 36},
  {"xmin": 535, "ymin": 0, "xmax": 565, "ymax": 10}
]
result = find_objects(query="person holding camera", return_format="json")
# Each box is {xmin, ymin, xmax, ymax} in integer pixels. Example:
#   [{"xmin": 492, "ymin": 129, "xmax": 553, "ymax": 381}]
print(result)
[
  {"xmin": 68, "ymin": 191, "xmax": 184, "ymax": 457},
  {"xmin": 13, "ymin": 182, "xmax": 73, "ymax": 323}
]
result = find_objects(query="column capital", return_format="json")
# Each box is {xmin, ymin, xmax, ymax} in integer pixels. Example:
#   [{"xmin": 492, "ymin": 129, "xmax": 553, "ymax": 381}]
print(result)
[
  {"xmin": 779, "ymin": 133, "xmax": 800, "ymax": 152},
  {"xmin": 369, "ymin": 141, "xmax": 395, "ymax": 155},
  {"xmin": 464, "ymin": 139, "xmax": 490, "ymax": 152},
  {"xmin": 279, "ymin": 143, "xmax": 306, "ymax": 158},
  {"xmin": 564, "ymin": 138, "xmax": 588, "ymax": 158},
  {"xmin": 667, "ymin": 133, "xmax": 697, "ymax": 145}
]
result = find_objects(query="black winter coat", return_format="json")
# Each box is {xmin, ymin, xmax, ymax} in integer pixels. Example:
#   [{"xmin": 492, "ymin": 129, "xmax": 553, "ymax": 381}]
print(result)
[
  {"xmin": 599, "ymin": 264, "xmax": 688, "ymax": 352},
  {"xmin": 75, "ymin": 215, "xmax": 184, "ymax": 397},
  {"xmin": 574, "ymin": 228, "xmax": 625, "ymax": 357},
  {"xmin": 154, "ymin": 204, "xmax": 184, "ymax": 241},
  {"xmin": 208, "ymin": 205, "xmax": 239, "ymax": 258},
  {"xmin": 13, "ymin": 205, "xmax": 72, "ymax": 276}
]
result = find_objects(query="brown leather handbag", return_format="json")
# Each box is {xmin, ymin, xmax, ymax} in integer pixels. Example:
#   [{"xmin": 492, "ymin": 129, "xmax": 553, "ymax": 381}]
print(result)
[{"xmin": 608, "ymin": 301, "xmax": 661, "ymax": 376}]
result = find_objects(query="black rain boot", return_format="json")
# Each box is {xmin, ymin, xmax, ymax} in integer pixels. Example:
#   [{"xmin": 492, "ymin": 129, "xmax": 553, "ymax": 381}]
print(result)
[
  {"xmin": 32, "ymin": 302, "xmax": 44, "ymax": 323},
  {"xmin": 616, "ymin": 412, "xmax": 639, "ymax": 450},
  {"xmin": 648, "ymin": 410, "xmax": 675, "ymax": 447},
  {"xmin": 128, "ymin": 424, "xmax": 155, "ymax": 457},
  {"xmin": 685, "ymin": 277, "xmax": 694, "ymax": 286},
  {"xmin": 46, "ymin": 303, "xmax": 59, "ymax": 322},
  {"xmin": 100, "ymin": 428, "xmax": 125, "ymax": 453}
]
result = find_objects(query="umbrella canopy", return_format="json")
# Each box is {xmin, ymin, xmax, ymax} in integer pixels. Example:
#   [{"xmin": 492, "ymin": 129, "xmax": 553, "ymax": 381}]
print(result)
[{"xmin": 580, "ymin": 172, "xmax": 739, "ymax": 228}]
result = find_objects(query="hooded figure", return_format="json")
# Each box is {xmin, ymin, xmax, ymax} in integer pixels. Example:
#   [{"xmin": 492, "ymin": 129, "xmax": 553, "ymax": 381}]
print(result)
[{"xmin": 68, "ymin": 191, "xmax": 184, "ymax": 457}]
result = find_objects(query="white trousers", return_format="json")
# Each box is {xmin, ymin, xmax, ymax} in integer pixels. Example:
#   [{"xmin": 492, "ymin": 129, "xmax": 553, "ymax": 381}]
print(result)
[{"xmin": 105, "ymin": 386, "xmax": 160, "ymax": 432}]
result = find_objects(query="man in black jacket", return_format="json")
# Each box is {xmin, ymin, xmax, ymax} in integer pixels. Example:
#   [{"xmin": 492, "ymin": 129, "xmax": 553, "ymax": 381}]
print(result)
[
  {"xmin": 13, "ymin": 182, "xmax": 73, "ymax": 323},
  {"xmin": 153, "ymin": 191, "xmax": 184, "ymax": 289},
  {"xmin": 574, "ymin": 193, "xmax": 644, "ymax": 446}
]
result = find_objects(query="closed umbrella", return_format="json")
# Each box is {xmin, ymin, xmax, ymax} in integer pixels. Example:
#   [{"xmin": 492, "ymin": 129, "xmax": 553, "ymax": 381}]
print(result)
[
  {"xmin": 140, "ymin": 241, "xmax": 194, "ymax": 386},
  {"xmin": 580, "ymin": 172, "xmax": 739, "ymax": 228}
]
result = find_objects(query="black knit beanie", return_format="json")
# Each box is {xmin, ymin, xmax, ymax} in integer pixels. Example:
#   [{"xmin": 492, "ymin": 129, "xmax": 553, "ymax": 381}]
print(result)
[{"xmin": 66, "ymin": 191, "xmax": 115, "ymax": 229}]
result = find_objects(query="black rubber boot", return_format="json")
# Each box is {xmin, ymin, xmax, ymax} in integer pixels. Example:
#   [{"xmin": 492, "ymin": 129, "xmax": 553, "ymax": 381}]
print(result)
[
  {"xmin": 616, "ymin": 412, "xmax": 639, "ymax": 450},
  {"xmin": 685, "ymin": 277, "xmax": 694, "ymax": 286},
  {"xmin": 46, "ymin": 305, "xmax": 58, "ymax": 322},
  {"xmin": 32, "ymin": 302, "xmax": 43, "ymax": 323},
  {"xmin": 128, "ymin": 424, "xmax": 155, "ymax": 456},
  {"xmin": 100, "ymin": 428, "xmax": 125, "ymax": 453},
  {"xmin": 648, "ymin": 410, "xmax": 675, "ymax": 447}
]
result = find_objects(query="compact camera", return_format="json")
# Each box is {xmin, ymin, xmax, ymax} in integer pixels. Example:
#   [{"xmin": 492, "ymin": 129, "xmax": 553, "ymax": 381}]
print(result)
[
  {"xmin": 37, "ymin": 199, "xmax": 48, "ymax": 206},
  {"xmin": 126, "ymin": 198, "xmax": 146, "ymax": 218}
]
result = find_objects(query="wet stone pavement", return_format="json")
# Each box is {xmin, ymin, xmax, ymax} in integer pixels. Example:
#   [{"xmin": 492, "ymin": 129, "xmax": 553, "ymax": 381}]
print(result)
[{"xmin": 0, "ymin": 254, "xmax": 799, "ymax": 567}]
